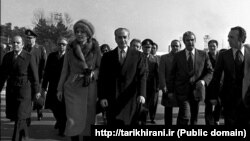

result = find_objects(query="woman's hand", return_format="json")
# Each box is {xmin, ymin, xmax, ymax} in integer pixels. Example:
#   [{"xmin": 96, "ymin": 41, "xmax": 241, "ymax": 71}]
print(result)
[{"xmin": 57, "ymin": 91, "xmax": 63, "ymax": 101}]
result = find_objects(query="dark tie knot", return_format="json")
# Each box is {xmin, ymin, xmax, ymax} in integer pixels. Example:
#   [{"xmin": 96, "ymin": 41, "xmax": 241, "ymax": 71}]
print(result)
[
  {"xmin": 189, "ymin": 51, "xmax": 192, "ymax": 56},
  {"xmin": 120, "ymin": 49, "xmax": 125, "ymax": 64},
  {"xmin": 120, "ymin": 49, "xmax": 125, "ymax": 54},
  {"xmin": 188, "ymin": 51, "xmax": 194, "ymax": 74},
  {"xmin": 235, "ymin": 50, "xmax": 243, "ymax": 64}
]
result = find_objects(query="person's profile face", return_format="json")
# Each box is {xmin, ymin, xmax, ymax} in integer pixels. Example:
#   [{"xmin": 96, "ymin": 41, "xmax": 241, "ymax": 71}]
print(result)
[
  {"xmin": 184, "ymin": 35, "xmax": 195, "ymax": 51},
  {"xmin": 228, "ymin": 30, "xmax": 240, "ymax": 49},
  {"xmin": 151, "ymin": 45, "xmax": 157, "ymax": 55},
  {"xmin": 131, "ymin": 41, "xmax": 141, "ymax": 51},
  {"xmin": 12, "ymin": 36, "xmax": 24, "ymax": 52},
  {"xmin": 115, "ymin": 29, "xmax": 130, "ymax": 49}
]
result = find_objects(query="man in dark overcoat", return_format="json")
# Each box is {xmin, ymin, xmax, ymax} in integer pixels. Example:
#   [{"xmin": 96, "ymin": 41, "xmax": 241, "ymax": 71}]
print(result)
[
  {"xmin": 41, "ymin": 37, "xmax": 67, "ymax": 136},
  {"xmin": 0, "ymin": 35, "xmax": 40, "ymax": 141},
  {"xmin": 99, "ymin": 28, "xmax": 147, "ymax": 125}
]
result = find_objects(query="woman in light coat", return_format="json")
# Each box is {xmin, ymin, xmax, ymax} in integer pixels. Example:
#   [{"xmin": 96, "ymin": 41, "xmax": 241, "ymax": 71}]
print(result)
[{"xmin": 57, "ymin": 19, "xmax": 101, "ymax": 141}]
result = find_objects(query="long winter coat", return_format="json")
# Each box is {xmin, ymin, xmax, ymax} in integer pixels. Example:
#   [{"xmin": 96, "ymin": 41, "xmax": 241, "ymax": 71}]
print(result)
[
  {"xmin": 57, "ymin": 39, "xmax": 101, "ymax": 136},
  {"xmin": 0, "ymin": 50, "xmax": 39, "ymax": 120},
  {"xmin": 98, "ymin": 47, "xmax": 147, "ymax": 125}
]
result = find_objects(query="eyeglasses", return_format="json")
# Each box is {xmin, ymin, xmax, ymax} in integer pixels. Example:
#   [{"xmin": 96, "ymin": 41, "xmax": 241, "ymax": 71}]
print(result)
[
  {"xmin": 58, "ymin": 43, "xmax": 67, "ymax": 46},
  {"xmin": 13, "ymin": 41, "xmax": 21, "ymax": 44}
]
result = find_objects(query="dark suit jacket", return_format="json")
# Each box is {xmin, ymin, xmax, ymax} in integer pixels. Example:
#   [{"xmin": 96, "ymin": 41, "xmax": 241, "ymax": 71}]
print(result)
[
  {"xmin": 159, "ymin": 52, "xmax": 177, "ymax": 106},
  {"xmin": 0, "ymin": 50, "xmax": 39, "ymax": 120},
  {"xmin": 168, "ymin": 49, "xmax": 213, "ymax": 101},
  {"xmin": 42, "ymin": 51, "xmax": 65, "ymax": 109},
  {"xmin": 211, "ymin": 45, "xmax": 250, "ymax": 108},
  {"xmin": 98, "ymin": 47, "xmax": 147, "ymax": 125}
]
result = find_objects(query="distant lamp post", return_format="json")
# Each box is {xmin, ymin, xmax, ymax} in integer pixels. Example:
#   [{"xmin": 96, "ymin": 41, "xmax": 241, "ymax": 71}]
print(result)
[
  {"xmin": 54, "ymin": 13, "xmax": 62, "ymax": 21},
  {"xmin": 203, "ymin": 35, "xmax": 211, "ymax": 51}
]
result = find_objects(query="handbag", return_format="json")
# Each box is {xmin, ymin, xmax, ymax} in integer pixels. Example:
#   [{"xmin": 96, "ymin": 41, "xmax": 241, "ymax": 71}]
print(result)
[
  {"xmin": 33, "ymin": 96, "xmax": 45, "ymax": 110},
  {"xmin": 82, "ymin": 68, "xmax": 92, "ymax": 87}
]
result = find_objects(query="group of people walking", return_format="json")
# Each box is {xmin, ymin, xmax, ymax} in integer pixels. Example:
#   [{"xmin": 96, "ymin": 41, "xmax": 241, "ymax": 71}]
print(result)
[{"xmin": 0, "ymin": 18, "xmax": 250, "ymax": 141}]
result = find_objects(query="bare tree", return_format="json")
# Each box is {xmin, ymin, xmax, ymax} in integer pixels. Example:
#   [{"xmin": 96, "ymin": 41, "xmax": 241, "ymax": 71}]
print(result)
[
  {"xmin": 32, "ymin": 9, "xmax": 46, "ymax": 26},
  {"xmin": 64, "ymin": 12, "xmax": 73, "ymax": 29}
]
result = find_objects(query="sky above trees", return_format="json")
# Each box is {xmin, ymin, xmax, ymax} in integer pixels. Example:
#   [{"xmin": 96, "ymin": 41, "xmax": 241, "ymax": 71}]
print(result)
[{"xmin": 2, "ymin": 0, "xmax": 250, "ymax": 53}]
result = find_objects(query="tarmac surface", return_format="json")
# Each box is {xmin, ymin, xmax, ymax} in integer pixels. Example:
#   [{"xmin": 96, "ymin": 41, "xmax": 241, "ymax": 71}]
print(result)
[{"xmin": 0, "ymin": 90, "xmax": 224, "ymax": 141}]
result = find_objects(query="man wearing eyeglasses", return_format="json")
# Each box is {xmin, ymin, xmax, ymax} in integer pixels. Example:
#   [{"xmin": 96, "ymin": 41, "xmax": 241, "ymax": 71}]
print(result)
[
  {"xmin": 24, "ymin": 29, "xmax": 47, "ymax": 122},
  {"xmin": 41, "ymin": 37, "xmax": 67, "ymax": 136}
]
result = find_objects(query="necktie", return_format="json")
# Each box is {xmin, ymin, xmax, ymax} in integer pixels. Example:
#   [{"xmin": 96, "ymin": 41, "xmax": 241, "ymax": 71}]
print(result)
[
  {"xmin": 26, "ymin": 45, "xmax": 32, "ymax": 52},
  {"xmin": 235, "ymin": 50, "xmax": 243, "ymax": 66},
  {"xmin": 120, "ymin": 49, "xmax": 125, "ymax": 64},
  {"xmin": 188, "ymin": 51, "xmax": 193, "ymax": 72},
  {"xmin": 13, "ymin": 52, "xmax": 18, "ymax": 61}
]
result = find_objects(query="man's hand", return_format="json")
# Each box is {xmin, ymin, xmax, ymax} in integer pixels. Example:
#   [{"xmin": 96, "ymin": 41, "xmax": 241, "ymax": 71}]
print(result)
[
  {"xmin": 137, "ymin": 96, "xmax": 145, "ymax": 104},
  {"xmin": 210, "ymin": 99, "xmax": 217, "ymax": 105},
  {"xmin": 161, "ymin": 86, "xmax": 168, "ymax": 93},
  {"xmin": 35, "ymin": 93, "xmax": 41, "ymax": 100},
  {"xmin": 168, "ymin": 92, "xmax": 174, "ymax": 99},
  {"xmin": 100, "ymin": 99, "xmax": 108, "ymax": 108},
  {"xmin": 57, "ymin": 91, "xmax": 63, "ymax": 102},
  {"xmin": 41, "ymin": 89, "xmax": 47, "ymax": 98},
  {"xmin": 196, "ymin": 80, "xmax": 205, "ymax": 89}
]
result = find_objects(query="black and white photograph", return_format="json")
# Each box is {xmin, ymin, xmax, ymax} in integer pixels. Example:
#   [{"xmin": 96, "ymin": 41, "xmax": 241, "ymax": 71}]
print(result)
[{"xmin": 1, "ymin": 0, "xmax": 250, "ymax": 140}]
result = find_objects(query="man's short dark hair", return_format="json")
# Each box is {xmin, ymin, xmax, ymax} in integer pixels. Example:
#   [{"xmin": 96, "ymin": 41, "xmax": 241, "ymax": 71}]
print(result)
[
  {"xmin": 171, "ymin": 39, "xmax": 181, "ymax": 47},
  {"xmin": 208, "ymin": 39, "xmax": 218, "ymax": 46},
  {"xmin": 231, "ymin": 26, "xmax": 247, "ymax": 43},
  {"xmin": 114, "ymin": 28, "xmax": 130, "ymax": 36},
  {"xmin": 130, "ymin": 38, "xmax": 141, "ymax": 45},
  {"xmin": 183, "ymin": 31, "xmax": 196, "ymax": 42},
  {"xmin": 100, "ymin": 44, "xmax": 111, "ymax": 51}
]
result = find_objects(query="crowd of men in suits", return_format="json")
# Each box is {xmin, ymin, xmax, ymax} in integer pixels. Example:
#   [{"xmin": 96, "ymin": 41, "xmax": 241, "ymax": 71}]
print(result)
[{"xmin": 0, "ymin": 25, "xmax": 250, "ymax": 140}]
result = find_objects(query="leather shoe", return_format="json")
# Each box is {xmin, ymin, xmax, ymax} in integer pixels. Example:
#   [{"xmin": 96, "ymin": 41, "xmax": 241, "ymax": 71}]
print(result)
[{"xmin": 37, "ymin": 113, "xmax": 43, "ymax": 121}]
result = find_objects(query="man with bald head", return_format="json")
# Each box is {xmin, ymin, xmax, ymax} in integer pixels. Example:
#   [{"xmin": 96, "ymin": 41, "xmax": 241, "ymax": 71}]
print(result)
[
  {"xmin": 0, "ymin": 35, "xmax": 40, "ymax": 140},
  {"xmin": 99, "ymin": 28, "xmax": 147, "ymax": 125}
]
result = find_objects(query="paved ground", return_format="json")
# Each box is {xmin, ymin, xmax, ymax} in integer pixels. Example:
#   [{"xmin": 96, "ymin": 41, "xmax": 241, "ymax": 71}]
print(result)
[{"xmin": 0, "ymin": 91, "xmax": 223, "ymax": 141}]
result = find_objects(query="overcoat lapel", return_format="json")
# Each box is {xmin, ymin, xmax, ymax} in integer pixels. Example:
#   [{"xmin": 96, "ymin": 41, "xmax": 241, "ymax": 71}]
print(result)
[
  {"xmin": 113, "ymin": 47, "xmax": 121, "ymax": 66},
  {"xmin": 194, "ymin": 49, "xmax": 202, "ymax": 79},
  {"xmin": 180, "ymin": 50, "xmax": 189, "ymax": 74},
  {"xmin": 242, "ymin": 46, "xmax": 250, "ymax": 107},
  {"xmin": 120, "ymin": 48, "xmax": 132, "ymax": 75},
  {"xmin": 227, "ymin": 49, "xmax": 236, "ymax": 79}
]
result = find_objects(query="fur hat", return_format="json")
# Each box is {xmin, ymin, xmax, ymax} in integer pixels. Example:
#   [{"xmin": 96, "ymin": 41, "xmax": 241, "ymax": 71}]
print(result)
[{"xmin": 73, "ymin": 19, "xmax": 95, "ymax": 38}]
